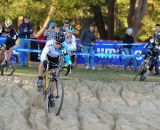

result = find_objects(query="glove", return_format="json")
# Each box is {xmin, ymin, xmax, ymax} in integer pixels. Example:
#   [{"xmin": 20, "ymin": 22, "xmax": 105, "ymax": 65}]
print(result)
[
  {"xmin": 150, "ymin": 38, "xmax": 154, "ymax": 43},
  {"xmin": 61, "ymin": 48, "xmax": 67, "ymax": 55},
  {"xmin": 43, "ymin": 60, "xmax": 48, "ymax": 70}
]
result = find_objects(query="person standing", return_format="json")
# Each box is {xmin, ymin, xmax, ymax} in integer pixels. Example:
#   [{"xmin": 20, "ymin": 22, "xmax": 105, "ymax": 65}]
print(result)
[
  {"xmin": 123, "ymin": 28, "xmax": 138, "ymax": 71},
  {"xmin": 80, "ymin": 24, "xmax": 96, "ymax": 70},
  {"xmin": 152, "ymin": 24, "xmax": 160, "ymax": 75},
  {"xmin": 18, "ymin": 16, "xmax": 33, "ymax": 66},
  {"xmin": 44, "ymin": 21, "xmax": 56, "ymax": 40}
]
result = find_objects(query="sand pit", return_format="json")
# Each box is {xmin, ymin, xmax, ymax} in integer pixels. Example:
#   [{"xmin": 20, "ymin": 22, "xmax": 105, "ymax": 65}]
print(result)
[{"xmin": 0, "ymin": 76, "xmax": 160, "ymax": 130}]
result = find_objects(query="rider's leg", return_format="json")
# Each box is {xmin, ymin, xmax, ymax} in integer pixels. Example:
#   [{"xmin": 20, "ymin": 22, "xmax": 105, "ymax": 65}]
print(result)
[
  {"xmin": 37, "ymin": 62, "xmax": 44, "ymax": 87},
  {"xmin": 6, "ymin": 46, "xmax": 14, "ymax": 63},
  {"xmin": 143, "ymin": 60, "xmax": 155, "ymax": 78},
  {"xmin": 0, "ymin": 47, "xmax": 5, "ymax": 62}
]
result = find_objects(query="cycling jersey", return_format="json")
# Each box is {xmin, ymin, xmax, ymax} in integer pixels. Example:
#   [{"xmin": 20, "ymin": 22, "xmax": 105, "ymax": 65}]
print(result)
[
  {"xmin": 40, "ymin": 39, "xmax": 72, "ymax": 65},
  {"xmin": 40, "ymin": 39, "xmax": 62, "ymax": 61},
  {"xmin": 63, "ymin": 35, "xmax": 77, "ymax": 52},
  {"xmin": 0, "ymin": 27, "xmax": 18, "ymax": 50}
]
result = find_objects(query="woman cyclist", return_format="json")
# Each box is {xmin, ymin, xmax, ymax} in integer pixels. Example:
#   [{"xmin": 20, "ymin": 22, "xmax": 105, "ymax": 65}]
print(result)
[{"xmin": 63, "ymin": 26, "xmax": 77, "ymax": 65}]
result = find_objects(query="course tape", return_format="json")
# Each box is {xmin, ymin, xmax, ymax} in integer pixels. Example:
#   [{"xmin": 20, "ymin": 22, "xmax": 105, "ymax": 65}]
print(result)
[{"xmin": 14, "ymin": 48, "xmax": 142, "ymax": 58}]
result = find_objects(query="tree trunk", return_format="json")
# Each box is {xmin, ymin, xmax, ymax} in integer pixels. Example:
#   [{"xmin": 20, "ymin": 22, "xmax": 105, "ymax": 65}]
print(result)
[
  {"xmin": 107, "ymin": 0, "xmax": 116, "ymax": 40},
  {"xmin": 127, "ymin": 0, "xmax": 147, "ymax": 41},
  {"xmin": 35, "ymin": 6, "xmax": 54, "ymax": 38},
  {"xmin": 92, "ymin": 4, "xmax": 108, "ymax": 39}
]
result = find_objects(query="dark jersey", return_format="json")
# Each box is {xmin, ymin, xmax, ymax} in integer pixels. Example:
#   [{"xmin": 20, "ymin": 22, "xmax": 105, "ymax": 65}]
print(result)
[{"xmin": 0, "ymin": 27, "xmax": 18, "ymax": 49}]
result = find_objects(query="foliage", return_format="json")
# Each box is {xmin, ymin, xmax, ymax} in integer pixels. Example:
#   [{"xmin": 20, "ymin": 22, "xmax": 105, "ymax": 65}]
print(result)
[{"xmin": 0, "ymin": 0, "xmax": 159, "ymax": 40}]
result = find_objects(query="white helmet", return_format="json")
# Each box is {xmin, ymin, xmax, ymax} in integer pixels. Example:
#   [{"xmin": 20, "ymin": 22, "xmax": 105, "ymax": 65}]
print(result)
[
  {"xmin": 4, "ymin": 18, "xmax": 12, "ymax": 28},
  {"xmin": 66, "ymin": 26, "xmax": 74, "ymax": 33}
]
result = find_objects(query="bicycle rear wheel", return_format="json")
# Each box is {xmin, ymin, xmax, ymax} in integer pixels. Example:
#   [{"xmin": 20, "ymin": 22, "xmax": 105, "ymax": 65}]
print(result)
[
  {"xmin": 48, "ymin": 77, "xmax": 64, "ymax": 116},
  {"xmin": 140, "ymin": 69, "xmax": 147, "ymax": 81}
]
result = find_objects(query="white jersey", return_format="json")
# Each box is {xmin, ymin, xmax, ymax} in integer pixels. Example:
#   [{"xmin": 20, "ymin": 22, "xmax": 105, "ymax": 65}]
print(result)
[
  {"xmin": 40, "ymin": 39, "xmax": 61, "ymax": 61},
  {"xmin": 63, "ymin": 35, "xmax": 77, "ymax": 52}
]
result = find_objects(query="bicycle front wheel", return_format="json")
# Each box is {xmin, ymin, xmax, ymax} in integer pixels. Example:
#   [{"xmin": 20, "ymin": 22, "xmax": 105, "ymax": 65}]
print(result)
[
  {"xmin": 1, "ymin": 65, "xmax": 16, "ymax": 76},
  {"xmin": 48, "ymin": 77, "xmax": 64, "ymax": 116}
]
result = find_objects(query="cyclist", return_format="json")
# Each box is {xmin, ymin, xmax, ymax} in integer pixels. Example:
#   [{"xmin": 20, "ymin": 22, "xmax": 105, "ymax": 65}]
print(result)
[
  {"xmin": 0, "ymin": 18, "xmax": 18, "ymax": 66},
  {"xmin": 141, "ymin": 31, "xmax": 160, "ymax": 80},
  {"xmin": 36, "ymin": 31, "xmax": 69, "ymax": 107},
  {"xmin": 63, "ymin": 26, "xmax": 77, "ymax": 65}
]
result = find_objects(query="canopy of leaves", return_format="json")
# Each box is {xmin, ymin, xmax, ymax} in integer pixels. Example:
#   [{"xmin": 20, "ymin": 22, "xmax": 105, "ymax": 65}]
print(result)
[{"xmin": 0, "ymin": 0, "xmax": 159, "ymax": 40}]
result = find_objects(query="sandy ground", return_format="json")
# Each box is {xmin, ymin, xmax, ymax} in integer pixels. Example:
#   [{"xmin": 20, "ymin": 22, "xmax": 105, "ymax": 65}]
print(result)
[{"xmin": 0, "ymin": 76, "xmax": 160, "ymax": 130}]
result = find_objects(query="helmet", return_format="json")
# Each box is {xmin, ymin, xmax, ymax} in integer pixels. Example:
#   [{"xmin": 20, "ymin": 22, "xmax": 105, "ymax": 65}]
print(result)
[
  {"xmin": 4, "ymin": 18, "xmax": 12, "ymax": 28},
  {"xmin": 66, "ymin": 26, "xmax": 74, "ymax": 33},
  {"xmin": 49, "ymin": 21, "xmax": 55, "ymax": 27},
  {"xmin": 55, "ymin": 31, "xmax": 65, "ymax": 43}
]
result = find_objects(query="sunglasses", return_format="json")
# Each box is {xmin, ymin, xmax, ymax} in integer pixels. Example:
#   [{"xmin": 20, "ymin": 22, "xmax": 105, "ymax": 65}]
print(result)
[
  {"xmin": 4, "ymin": 27, "xmax": 11, "ymax": 31},
  {"xmin": 51, "ymin": 26, "xmax": 55, "ymax": 29},
  {"xmin": 55, "ymin": 42, "xmax": 61, "ymax": 45}
]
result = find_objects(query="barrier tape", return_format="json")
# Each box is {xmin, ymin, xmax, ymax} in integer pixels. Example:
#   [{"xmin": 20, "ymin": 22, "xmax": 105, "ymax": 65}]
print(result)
[
  {"xmin": 0, "ymin": 37, "xmax": 144, "ymax": 58},
  {"xmin": 14, "ymin": 48, "xmax": 142, "ymax": 58}
]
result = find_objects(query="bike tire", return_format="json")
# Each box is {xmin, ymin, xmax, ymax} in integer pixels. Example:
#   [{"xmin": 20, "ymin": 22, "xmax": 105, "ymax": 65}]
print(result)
[
  {"xmin": 140, "ymin": 69, "xmax": 146, "ymax": 81},
  {"xmin": 1, "ymin": 65, "xmax": 15, "ymax": 76},
  {"xmin": 48, "ymin": 77, "xmax": 64, "ymax": 116},
  {"xmin": 133, "ymin": 73, "xmax": 139, "ymax": 81}
]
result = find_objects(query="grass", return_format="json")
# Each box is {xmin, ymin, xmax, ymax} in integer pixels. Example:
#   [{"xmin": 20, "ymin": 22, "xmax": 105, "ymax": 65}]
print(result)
[{"xmin": 13, "ymin": 66, "xmax": 160, "ymax": 82}]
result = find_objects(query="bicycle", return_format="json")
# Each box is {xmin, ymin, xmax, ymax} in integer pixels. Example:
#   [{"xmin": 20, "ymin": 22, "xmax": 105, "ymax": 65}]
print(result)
[
  {"xmin": 41, "ymin": 55, "xmax": 72, "ymax": 115},
  {"xmin": 0, "ymin": 44, "xmax": 18, "ymax": 76},
  {"xmin": 133, "ymin": 55, "xmax": 152, "ymax": 81}
]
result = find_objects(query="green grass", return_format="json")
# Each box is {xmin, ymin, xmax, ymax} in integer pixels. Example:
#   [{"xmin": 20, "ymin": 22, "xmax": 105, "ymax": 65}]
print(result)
[{"xmin": 13, "ymin": 66, "xmax": 160, "ymax": 82}]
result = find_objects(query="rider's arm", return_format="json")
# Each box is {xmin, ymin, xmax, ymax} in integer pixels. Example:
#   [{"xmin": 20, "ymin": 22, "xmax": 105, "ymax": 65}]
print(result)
[
  {"xmin": 11, "ymin": 28, "xmax": 18, "ymax": 41},
  {"xmin": 40, "ymin": 40, "xmax": 51, "ymax": 61}
]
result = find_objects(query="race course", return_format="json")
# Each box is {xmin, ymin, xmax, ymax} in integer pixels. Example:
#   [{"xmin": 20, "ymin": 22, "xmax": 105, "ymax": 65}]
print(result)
[{"xmin": 0, "ymin": 68, "xmax": 160, "ymax": 130}]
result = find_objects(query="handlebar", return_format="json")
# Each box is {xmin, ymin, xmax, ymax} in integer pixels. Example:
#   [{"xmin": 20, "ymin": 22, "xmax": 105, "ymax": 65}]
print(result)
[{"xmin": 44, "ymin": 60, "xmax": 72, "ymax": 76}]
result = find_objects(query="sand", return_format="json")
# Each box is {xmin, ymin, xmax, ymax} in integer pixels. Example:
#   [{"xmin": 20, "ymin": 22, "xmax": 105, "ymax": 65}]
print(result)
[{"xmin": 0, "ymin": 76, "xmax": 160, "ymax": 130}]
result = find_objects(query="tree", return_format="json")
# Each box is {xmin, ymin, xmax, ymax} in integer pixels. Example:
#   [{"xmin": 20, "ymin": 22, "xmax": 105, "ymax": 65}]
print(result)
[
  {"xmin": 107, "ymin": 0, "xmax": 116, "ymax": 39},
  {"xmin": 127, "ymin": 0, "xmax": 148, "ymax": 41},
  {"xmin": 92, "ymin": 4, "xmax": 108, "ymax": 39}
]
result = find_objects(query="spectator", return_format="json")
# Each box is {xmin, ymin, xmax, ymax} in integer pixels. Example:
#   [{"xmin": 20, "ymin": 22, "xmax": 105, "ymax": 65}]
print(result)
[
  {"xmin": 80, "ymin": 24, "xmax": 96, "ymax": 70},
  {"xmin": 152, "ymin": 24, "xmax": 160, "ymax": 75},
  {"xmin": 44, "ymin": 21, "xmax": 56, "ymax": 40},
  {"xmin": 18, "ymin": 16, "xmax": 33, "ymax": 66},
  {"xmin": 123, "ymin": 28, "xmax": 138, "ymax": 71},
  {"xmin": 59, "ymin": 19, "xmax": 70, "ymax": 33}
]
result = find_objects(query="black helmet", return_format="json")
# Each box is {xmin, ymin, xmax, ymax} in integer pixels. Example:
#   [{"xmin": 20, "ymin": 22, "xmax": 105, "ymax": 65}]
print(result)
[{"xmin": 55, "ymin": 31, "xmax": 65, "ymax": 43}]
